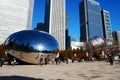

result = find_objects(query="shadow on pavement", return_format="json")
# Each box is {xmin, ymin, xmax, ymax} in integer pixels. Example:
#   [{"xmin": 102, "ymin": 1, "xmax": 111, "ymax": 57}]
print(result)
[{"xmin": 0, "ymin": 76, "xmax": 44, "ymax": 80}]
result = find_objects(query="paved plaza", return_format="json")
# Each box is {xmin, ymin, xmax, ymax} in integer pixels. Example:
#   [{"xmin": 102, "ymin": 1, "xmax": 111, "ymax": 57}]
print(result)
[{"xmin": 0, "ymin": 61, "xmax": 120, "ymax": 80}]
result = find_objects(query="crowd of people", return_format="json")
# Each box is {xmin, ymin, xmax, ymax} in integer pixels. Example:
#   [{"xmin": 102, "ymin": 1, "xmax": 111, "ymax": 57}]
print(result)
[
  {"xmin": 0, "ymin": 53, "xmax": 119, "ymax": 67},
  {"xmin": 37, "ymin": 54, "xmax": 115, "ymax": 66},
  {"xmin": 39, "ymin": 52, "xmax": 119, "ymax": 66}
]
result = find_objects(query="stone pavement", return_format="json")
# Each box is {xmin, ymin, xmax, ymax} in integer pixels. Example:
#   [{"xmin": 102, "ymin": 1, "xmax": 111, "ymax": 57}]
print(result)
[{"xmin": 0, "ymin": 61, "xmax": 120, "ymax": 80}]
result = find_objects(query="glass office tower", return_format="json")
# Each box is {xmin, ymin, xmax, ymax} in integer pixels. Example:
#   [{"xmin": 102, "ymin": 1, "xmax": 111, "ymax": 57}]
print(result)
[
  {"xmin": 44, "ymin": 0, "xmax": 66, "ymax": 50},
  {"xmin": 0, "ymin": 0, "xmax": 34, "ymax": 44},
  {"xmin": 112, "ymin": 31, "xmax": 120, "ymax": 46},
  {"xmin": 101, "ymin": 10, "xmax": 113, "ymax": 41},
  {"xmin": 80, "ymin": 0, "xmax": 103, "ymax": 42},
  {"xmin": 112, "ymin": 31, "xmax": 120, "ymax": 50}
]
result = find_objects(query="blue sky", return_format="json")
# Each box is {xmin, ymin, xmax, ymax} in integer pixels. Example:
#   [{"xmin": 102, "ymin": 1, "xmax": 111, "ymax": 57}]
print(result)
[{"xmin": 32, "ymin": 0, "xmax": 120, "ymax": 41}]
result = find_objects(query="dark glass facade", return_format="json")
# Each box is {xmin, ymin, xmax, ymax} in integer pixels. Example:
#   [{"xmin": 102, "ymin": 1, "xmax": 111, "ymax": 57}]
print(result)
[
  {"xmin": 44, "ymin": 0, "xmax": 51, "ymax": 33},
  {"xmin": 80, "ymin": 0, "xmax": 103, "ymax": 41},
  {"xmin": 112, "ymin": 31, "xmax": 120, "ymax": 45},
  {"xmin": 65, "ymin": 29, "xmax": 71, "ymax": 49}
]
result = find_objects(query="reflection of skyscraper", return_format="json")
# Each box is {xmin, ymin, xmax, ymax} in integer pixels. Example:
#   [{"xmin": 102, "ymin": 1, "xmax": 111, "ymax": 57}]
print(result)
[
  {"xmin": 101, "ymin": 10, "xmax": 113, "ymax": 41},
  {"xmin": 79, "ymin": 0, "xmax": 103, "ymax": 42},
  {"xmin": 44, "ymin": 0, "xmax": 66, "ymax": 50},
  {"xmin": 0, "ymin": 0, "xmax": 34, "ymax": 44}
]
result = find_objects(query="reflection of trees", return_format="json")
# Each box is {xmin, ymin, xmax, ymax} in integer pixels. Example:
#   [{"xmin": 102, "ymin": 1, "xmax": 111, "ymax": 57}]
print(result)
[
  {"xmin": 5, "ymin": 40, "xmax": 36, "ymax": 52},
  {"xmin": 16, "ymin": 42, "xmax": 35, "ymax": 52},
  {"xmin": 41, "ymin": 50, "xmax": 56, "ymax": 53}
]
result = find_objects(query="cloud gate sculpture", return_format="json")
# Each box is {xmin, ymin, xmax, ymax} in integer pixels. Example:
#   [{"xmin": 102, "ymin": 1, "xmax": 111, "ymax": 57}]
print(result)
[{"xmin": 4, "ymin": 30, "xmax": 58, "ymax": 64}]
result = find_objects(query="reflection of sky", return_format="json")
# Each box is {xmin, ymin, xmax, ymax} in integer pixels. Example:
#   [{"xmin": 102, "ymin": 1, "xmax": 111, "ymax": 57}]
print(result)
[
  {"xmin": 37, "ymin": 45, "xmax": 43, "ymax": 50},
  {"xmin": 34, "ymin": 42, "xmax": 58, "ymax": 51},
  {"xmin": 6, "ymin": 30, "xmax": 58, "ymax": 52}
]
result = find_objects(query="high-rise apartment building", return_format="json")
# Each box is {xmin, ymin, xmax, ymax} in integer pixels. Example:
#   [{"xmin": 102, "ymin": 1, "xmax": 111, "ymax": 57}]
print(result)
[
  {"xmin": 79, "ymin": 0, "xmax": 103, "ymax": 42},
  {"xmin": 0, "ymin": 0, "xmax": 34, "ymax": 44},
  {"xmin": 112, "ymin": 31, "xmax": 120, "ymax": 45},
  {"xmin": 44, "ymin": 0, "xmax": 66, "ymax": 50},
  {"xmin": 101, "ymin": 10, "xmax": 113, "ymax": 41}
]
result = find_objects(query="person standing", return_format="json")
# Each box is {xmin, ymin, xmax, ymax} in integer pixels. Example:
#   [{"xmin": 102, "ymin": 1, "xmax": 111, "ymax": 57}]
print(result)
[
  {"xmin": 55, "ymin": 58, "xmax": 58, "ymax": 65},
  {"xmin": 0, "ymin": 61, "xmax": 3, "ymax": 67},
  {"xmin": 11, "ymin": 58, "xmax": 16, "ymax": 66},
  {"xmin": 52, "ymin": 58, "xmax": 55, "ymax": 64},
  {"xmin": 65, "ymin": 57, "xmax": 68, "ymax": 64},
  {"xmin": 0, "ymin": 58, "xmax": 5, "ymax": 67},
  {"xmin": 39, "ymin": 58, "xmax": 43, "ymax": 66},
  {"xmin": 109, "ymin": 55, "xmax": 113, "ymax": 65},
  {"xmin": 71, "ymin": 56, "xmax": 74, "ymax": 63},
  {"xmin": 44, "ymin": 58, "xmax": 47, "ymax": 65}
]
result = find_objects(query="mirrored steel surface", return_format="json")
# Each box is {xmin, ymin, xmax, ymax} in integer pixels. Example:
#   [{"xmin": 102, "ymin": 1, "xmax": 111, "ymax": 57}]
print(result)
[{"xmin": 4, "ymin": 30, "xmax": 59, "ymax": 64}]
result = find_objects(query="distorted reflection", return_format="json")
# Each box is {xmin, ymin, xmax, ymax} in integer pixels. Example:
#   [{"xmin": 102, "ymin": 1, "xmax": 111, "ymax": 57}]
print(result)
[
  {"xmin": 4, "ymin": 30, "xmax": 59, "ymax": 64},
  {"xmin": 4, "ymin": 30, "xmax": 58, "ymax": 53}
]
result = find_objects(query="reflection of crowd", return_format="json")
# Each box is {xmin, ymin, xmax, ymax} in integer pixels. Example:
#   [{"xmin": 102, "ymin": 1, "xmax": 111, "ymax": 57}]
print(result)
[
  {"xmin": 0, "ymin": 58, "xmax": 5, "ymax": 67},
  {"xmin": 7, "ymin": 57, "xmax": 17, "ymax": 66},
  {"xmin": 11, "ymin": 58, "xmax": 16, "ymax": 66},
  {"xmin": 39, "ymin": 55, "xmax": 51, "ymax": 66}
]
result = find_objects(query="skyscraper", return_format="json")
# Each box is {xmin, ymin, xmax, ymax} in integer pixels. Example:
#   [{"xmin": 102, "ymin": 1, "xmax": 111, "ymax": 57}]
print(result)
[
  {"xmin": 65, "ymin": 13, "xmax": 71, "ymax": 49},
  {"xmin": 44, "ymin": 0, "xmax": 50, "ymax": 33},
  {"xmin": 112, "ymin": 31, "xmax": 120, "ymax": 45},
  {"xmin": 0, "ymin": 0, "xmax": 34, "ymax": 44},
  {"xmin": 44, "ymin": 0, "xmax": 66, "ymax": 50},
  {"xmin": 79, "ymin": 0, "xmax": 103, "ymax": 42},
  {"xmin": 101, "ymin": 10, "xmax": 113, "ymax": 41}
]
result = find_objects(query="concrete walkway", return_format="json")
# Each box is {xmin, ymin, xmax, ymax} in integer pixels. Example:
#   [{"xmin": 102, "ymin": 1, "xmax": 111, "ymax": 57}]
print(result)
[{"xmin": 0, "ymin": 61, "xmax": 120, "ymax": 80}]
